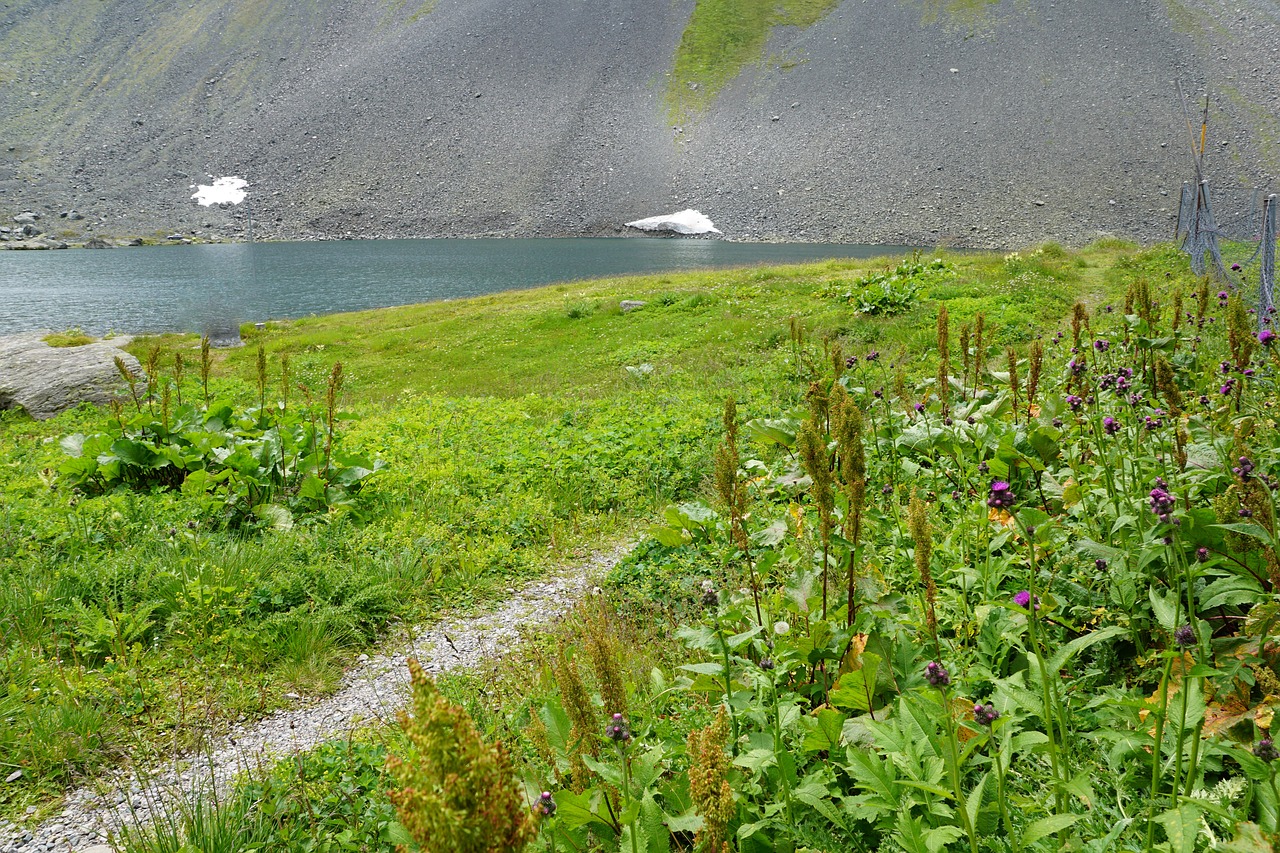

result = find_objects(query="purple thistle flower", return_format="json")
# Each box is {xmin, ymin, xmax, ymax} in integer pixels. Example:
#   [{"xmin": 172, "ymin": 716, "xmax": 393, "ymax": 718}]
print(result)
[
  {"xmin": 988, "ymin": 480, "xmax": 1015, "ymax": 510},
  {"xmin": 1095, "ymin": 558, "xmax": 1108, "ymax": 571},
  {"xmin": 1149, "ymin": 483, "xmax": 1176, "ymax": 524},
  {"xmin": 606, "ymin": 713, "xmax": 632, "ymax": 743},
  {"xmin": 1199, "ymin": 395, "xmax": 1210, "ymax": 406},
  {"xmin": 846, "ymin": 355, "xmax": 859, "ymax": 367},
  {"xmin": 1256, "ymin": 329, "xmax": 1275, "ymax": 349},
  {"xmin": 1174, "ymin": 624, "xmax": 1196, "ymax": 648},
  {"xmin": 924, "ymin": 661, "xmax": 950, "ymax": 688},
  {"xmin": 914, "ymin": 402, "xmax": 925, "ymax": 413},
  {"xmin": 1066, "ymin": 394, "xmax": 1084, "ymax": 412},
  {"xmin": 1220, "ymin": 379, "xmax": 1235, "ymax": 395},
  {"xmin": 537, "ymin": 791, "xmax": 558, "ymax": 817},
  {"xmin": 865, "ymin": 350, "xmax": 880, "ymax": 362},
  {"xmin": 973, "ymin": 703, "xmax": 1000, "ymax": 726},
  {"xmin": 1232, "ymin": 263, "xmax": 1242, "ymax": 272},
  {"xmin": 1196, "ymin": 547, "xmax": 1210, "ymax": 563},
  {"xmin": 1052, "ymin": 417, "xmax": 1064, "ymax": 428},
  {"xmin": 1255, "ymin": 738, "xmax": 1279, "ymax": 762},
  {"xmin": 1103, "ymin": 416, "xmax": 1119, "ymax": 435},
  {"xmin": 1233, "ymin": 457, "xmax": 1255, "ymax": 480},
  {"xmin": 1013, "ymin": 590, "xmax": 1040, "ymax": 610},
  {"xmin": 1093, "ymin": 339, "xmax": 1110, "ymax": 353}
]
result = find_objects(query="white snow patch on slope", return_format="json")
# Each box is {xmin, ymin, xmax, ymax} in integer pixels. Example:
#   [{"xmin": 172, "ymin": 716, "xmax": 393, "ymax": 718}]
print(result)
[
  {"xmin": 625, "ymin": 209, "xmax": 721, "ymax": 235},
  {"xmin": 191, "ymin": 176, "xmax": 249, "ymax": 206}
]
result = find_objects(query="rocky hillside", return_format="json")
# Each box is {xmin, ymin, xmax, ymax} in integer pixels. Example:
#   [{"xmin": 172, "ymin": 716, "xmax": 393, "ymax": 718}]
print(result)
[{"xmin": 0, "ymin": 0, "xmax": 1276, "ymax": 247}]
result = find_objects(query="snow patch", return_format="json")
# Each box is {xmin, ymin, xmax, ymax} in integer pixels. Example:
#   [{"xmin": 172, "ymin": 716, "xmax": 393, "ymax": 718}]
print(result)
[
  {"xmin": 191, "ymin": 176, "xmax": 249, "ymax": 206},
  {"xmin": 625, "ymin": 209, "xmax": 721, "ymax": 235}
]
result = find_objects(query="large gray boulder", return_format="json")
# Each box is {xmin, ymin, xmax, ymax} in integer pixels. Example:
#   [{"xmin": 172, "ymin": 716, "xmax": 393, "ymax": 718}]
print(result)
[{"xmin": 0, "ymin": 332, "xmax": 140, "ymax": 419}]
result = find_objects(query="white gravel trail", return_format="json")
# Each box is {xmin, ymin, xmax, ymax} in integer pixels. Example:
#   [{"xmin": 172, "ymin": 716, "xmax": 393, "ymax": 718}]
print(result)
[{"xmin": 1, "ymin": 548, "xmax": 624, "ymax": 853}]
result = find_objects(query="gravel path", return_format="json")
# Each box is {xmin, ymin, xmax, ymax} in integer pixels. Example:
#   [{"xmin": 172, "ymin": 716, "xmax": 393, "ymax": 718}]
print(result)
[{"xmin": 0, "ymin": 548, "xmax": 624, "ymax": 853}]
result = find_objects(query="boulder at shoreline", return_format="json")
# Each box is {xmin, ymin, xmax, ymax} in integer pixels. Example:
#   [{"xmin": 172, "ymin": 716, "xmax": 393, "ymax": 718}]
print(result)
[{"xmin": 0, "ymin": 331, "xmax": 140, "ymax": 419}]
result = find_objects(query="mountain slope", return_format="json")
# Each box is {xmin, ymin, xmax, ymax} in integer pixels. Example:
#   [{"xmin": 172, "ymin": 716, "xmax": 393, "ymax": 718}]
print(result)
[{"xmin": 0, "ymin": 0, "xmax": 1275, "ymax": 246}]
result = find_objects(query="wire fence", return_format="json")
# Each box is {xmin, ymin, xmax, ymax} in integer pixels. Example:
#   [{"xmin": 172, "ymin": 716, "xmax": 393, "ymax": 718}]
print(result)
[{"xmin": 1177, "ymin": 180, "xmax": 1278, "ymax": 327}]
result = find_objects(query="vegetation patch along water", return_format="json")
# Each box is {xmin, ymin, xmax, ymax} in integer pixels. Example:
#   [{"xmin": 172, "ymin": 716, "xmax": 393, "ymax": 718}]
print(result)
[{"xmin": 11, "ymin": 240, "xmax": 1280, "ymax": 851}]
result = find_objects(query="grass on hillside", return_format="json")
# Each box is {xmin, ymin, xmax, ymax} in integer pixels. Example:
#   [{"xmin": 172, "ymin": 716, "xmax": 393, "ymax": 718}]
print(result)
[
  {"xmin": 0, "ymin": 240, "xmax": 1145, "ymax": 825},
  {"xmin": 666, "ymin": 0, "xmax": 840, "ymax": 120}
]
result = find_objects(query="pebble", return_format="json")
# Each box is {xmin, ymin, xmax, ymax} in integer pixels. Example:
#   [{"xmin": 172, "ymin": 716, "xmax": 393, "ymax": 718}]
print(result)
[{"xmin": 0, "ymin": 548, "xmax": 624, "ymax": 852}]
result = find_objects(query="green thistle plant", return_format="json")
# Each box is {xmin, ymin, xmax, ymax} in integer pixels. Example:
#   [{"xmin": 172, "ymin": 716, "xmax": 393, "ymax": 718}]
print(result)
[
  {"xmin": 936, "ymin": 304, "xmax": 950, "ymax": 416},
  {"xmin": 1027, "ymin": 339, "xmax": 1043, "ymax": 412},
  {"xmin": 1007, "ymin": 346, "xmax": 1020, "ymax": 424}
]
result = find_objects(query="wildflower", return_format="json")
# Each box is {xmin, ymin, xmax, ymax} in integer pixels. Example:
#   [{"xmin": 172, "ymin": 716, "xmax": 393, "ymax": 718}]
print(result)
[
  {"xmin": 988, "ymin": 480, "xmax": 1015, "ymax": 509},
  {"xmin": 1149, "ymin": 482, "xmax": 1176, "ymax": 524},
  {"xmin": 914, "ymin": 402, "xmax": 925, "ymax": 413},
  {"xmin": 700, "ymin": 580, "xmax": 720, "ymax": 608},
  {"xmin": 1069, "ymin": 359, "xmax": 1086, "ymax": 376},
  {"xmin": 1144, "ymin": 415, "xmax": 1163, "ymax": 431},
  {"xmin": 873, "ymin": 388, "xmax": 884, "ymax": 399},
  {"xmin": 1196, "ymin": 547, "xmax": 1210, "ymax": 562},
  {"xmin": 865, "ymin": 350, "xmax": 880, "ymax": 362},
  {"xmin": 1052, "ymin": 417, "xmax": 1064, "ymax": 428},
  {"xmin": 966, "ymin": 416, "xmax": 975, "ymax": 424},
  {"xmin": 536, "ymin": 791, "xmax": 558, "ymax": 817},
  {"xmin": 845, "ymin": 355, "xmax": 858, "ymax": 367},
  {"xmin": 951, "ymin": 490, "xmax": 962, "ymax": 501},
  {"xmin": 773, "ymin": 620, "xmax": 790, "ymax": 636},
  {"xmin": 1233, "ymin": 457, "xmax": 1255, "ymax": 480},
  {"xmin": 1094, "ymin": 339, "xmax": 1110, "ymax": 353},
  {"xmin": 1220, "ymin": 379, "xmax": 1235, "ymax": 395},
  {"xmin": 1221, "ymin": 361, "xmax": 1233, "ymax": 374},
  {"xmin": 978, "ymin": 461, "xmax": 989, "ymax": 474},
  {"xmin": 1174, "ymin": 624, "xmax": 1196, "ymax": 647},
  {"xmin": 1066, "ymin": 394, "xmax": 1084, "ymax": 412},
  {"xmin": 973, "ymin": 703, "xmax": 1000, "ymax": 726},
  {"xmin": 1240, "ymin": 508, "xmax": 1254, "ymax": 518},
  {"xmin": 1199, "ymin": 395, "xmax": 1210, "ymax": 406},
  {"xmin": 605, "ymin": 713, "xmax": 632, "ymax": 743},
  {"xmin": 924, "ymin": 661, "xmax": 950, "ymax": 688},
  {"xmin": 1232, "ymin": 263, "xmax": 1242, "ymax": 272},
  {"xmin": 944, "ymin": 417, "xmax": 953, "ymax": 426},
  {"xmin": 882, "ymin": 484, "xmax": 893, "ymax": 495},
  {"xmin": 1013, "ymin": 590, "xmax": 1040, "ymax": 610},
  {"xmin": 1218, "ymin": 290, "xmax": 1229, "ymax": 303},
  {"xmin": 1128, "ymin": 393, "xmax": 1143, "ymax": 406},
  {"xmin": 1255, "ymin": 738, "xmax": 1279, "ymax": 762},
  {"xmin": 759, "ymin": 657, "xmax": 775, "ymax": 671},
  {"xmin": 1104, "ymin": 416, "xmax": 1119, "ymax": 435},
  {"xmin": 1095, "ymin": 558, "xmax": 1108, "ymax": 571}
]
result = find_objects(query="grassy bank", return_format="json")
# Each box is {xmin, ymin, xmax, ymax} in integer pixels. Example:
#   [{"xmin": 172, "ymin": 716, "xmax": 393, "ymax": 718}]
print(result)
[{"xmin": 2, "ymin": 240, "xmax": 1153, "ymax": 830}]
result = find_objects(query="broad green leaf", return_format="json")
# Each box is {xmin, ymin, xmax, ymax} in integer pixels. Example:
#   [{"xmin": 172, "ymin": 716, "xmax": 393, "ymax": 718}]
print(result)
[
  {"xmin": 744, "ymin": 417, "xmax": 798, "ymax": 449},
  {"xmin": 1155, "ymin": 803, "xmax": 1202, "ymax": 853},
  {"xmin": 829, "ymin": 654, "xmax": 881, "ymax": 713},
  {"xmin": 1047, "ymin": 625, "xmax": 1125, "ymax": 676},
  {"xmin": 1149, "ymin": 587, "xmax": 1179, "ymax": 633},
  {"xmin": 1023, "ymin": 812, "xmax": 1082, "ymax": 844},
  {"xmin": 252, "ymin": 503, "xmax": 294, "ymax": 531},
  {"xmin": 802, "ymin": 708, "xmax": 847, "ymax": 753}
]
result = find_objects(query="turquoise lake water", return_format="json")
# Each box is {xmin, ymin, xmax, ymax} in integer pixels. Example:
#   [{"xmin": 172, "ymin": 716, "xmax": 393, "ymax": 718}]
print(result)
[{"xmin": 0, "ymin": 238, "xmax": 913, "ymax": 336}]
